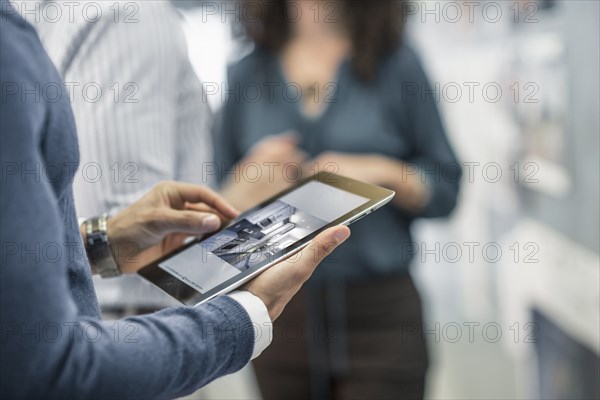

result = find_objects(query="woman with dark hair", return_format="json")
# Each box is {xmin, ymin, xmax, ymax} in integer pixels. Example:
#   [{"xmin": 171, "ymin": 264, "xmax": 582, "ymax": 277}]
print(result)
[{"xmin": 216, "ymin": 1, "xmax": 462, "ymax": 398}]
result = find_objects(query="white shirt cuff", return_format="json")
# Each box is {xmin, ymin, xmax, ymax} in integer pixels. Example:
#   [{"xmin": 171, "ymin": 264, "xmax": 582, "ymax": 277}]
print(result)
[{"xmin": 227, "ymin": 291, "xmax": 272, "ymax": 360}]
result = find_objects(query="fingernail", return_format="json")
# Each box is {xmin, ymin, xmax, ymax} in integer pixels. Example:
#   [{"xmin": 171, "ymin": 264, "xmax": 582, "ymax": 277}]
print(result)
[
  {"xmin": 334, "ymin": 228, "xmax": 350, "ymax": 244},
  {"xmin": 203, "ymin": 215, "xmax": 221, "ymax": 230}
]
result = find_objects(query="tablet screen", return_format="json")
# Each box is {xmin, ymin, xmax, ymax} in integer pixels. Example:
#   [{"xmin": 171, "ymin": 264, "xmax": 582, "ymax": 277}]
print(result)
[{"xmin": 157, "ymin": 181, "xmax": 369, "ymax": 294}]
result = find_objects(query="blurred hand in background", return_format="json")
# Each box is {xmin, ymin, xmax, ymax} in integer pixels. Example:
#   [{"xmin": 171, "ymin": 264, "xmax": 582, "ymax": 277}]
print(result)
[{"xmin": 221, "ymin": 133, "xmax": 306, "ymax": 211}]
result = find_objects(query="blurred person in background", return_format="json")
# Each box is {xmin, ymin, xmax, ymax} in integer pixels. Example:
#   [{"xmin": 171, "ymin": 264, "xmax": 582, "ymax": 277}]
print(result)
[
  {"xmin": 216, "ymin": 1, "xmax": 462, "ymax": 399},
  {"xmin": 14, "ymin": 0, "xmax": 213, "ymax": 313}
]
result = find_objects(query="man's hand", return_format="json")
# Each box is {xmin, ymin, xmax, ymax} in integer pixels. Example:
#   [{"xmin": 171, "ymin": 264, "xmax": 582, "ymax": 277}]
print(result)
[
  {"xmin": 242, "ymin": 225, "xmax": 350, "ymax": 321},
  {"xmin": 106, "ymin": 181, "xmax": 239, "ymax": 274}
]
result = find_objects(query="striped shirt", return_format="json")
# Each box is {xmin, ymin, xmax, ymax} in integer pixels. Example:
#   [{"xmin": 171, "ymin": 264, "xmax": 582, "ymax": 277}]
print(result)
[
  {"xmin": 15, "ymin": 0, "xmax": 214, "ymax": 307},
  {"xmin": 35, "ymin": 0, "xmax": 213, "ymax": 216}
]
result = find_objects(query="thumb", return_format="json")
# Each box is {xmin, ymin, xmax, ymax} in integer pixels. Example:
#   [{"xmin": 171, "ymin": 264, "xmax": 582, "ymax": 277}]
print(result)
[
  {"xmin": 312, "ymin": 225, "xmax": 351, "ymax": 261},
  {"xmin": 159, "ymin": 209, "xmax": 222, "ymax": 236},
  {"xmin": 296, "ymin": 226, "xmax": 351, "ymax": 279}
]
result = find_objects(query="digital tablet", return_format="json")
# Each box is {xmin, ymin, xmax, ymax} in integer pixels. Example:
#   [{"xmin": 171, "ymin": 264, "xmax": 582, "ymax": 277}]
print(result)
[{"xmin": 138, "ymin": 172, "xmax": 395, "ymax": 306}]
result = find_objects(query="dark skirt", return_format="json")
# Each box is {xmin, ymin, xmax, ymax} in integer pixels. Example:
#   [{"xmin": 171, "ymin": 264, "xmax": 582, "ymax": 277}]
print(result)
[{"xmin": 253, "ymin": 273, "xmax": 429, "ymax": 400}]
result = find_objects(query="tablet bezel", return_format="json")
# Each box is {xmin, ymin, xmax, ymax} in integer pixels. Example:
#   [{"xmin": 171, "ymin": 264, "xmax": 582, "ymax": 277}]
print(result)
[{"xmin": 138, "ymin": 172, "xmax": 395, "ymax": 306}]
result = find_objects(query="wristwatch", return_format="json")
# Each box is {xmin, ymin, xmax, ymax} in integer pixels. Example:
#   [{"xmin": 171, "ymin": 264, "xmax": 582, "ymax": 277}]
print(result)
[{"xmin": 84, "ymin": 214, "xmax": 121, "ymax": 278}]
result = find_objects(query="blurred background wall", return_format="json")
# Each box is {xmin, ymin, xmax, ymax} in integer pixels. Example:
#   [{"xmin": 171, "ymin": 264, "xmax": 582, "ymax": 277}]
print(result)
[{"xmin": 171, "ymin": 1, "xmax": 599, "ymax": 399}]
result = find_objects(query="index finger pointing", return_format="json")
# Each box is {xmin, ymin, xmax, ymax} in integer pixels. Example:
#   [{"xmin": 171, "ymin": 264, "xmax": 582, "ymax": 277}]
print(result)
[{"xmin": 171, "ymin": 182, "xmax": 239, "ymax": 219}]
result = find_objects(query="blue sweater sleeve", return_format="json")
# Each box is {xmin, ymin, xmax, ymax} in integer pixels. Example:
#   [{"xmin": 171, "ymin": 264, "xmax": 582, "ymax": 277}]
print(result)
[{"xmin": 0, "ymin": 5, "xmax": 253, "ymax": 399}]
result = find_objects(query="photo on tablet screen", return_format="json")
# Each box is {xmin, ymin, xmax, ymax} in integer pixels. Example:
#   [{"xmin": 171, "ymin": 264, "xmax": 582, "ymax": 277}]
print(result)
[{"xmin": 157, "ymin": 181, "xmax": 369, "ymax": 294}]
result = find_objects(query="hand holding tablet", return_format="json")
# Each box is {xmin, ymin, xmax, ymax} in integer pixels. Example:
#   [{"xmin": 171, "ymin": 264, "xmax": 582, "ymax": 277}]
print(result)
[
  {"xmin": 138, "ymin": 172, "xmax": 395, "ymax": 307},
  {"xmin": 242, "ymin": 225, "xmax": 350, "ymax": 320}
]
